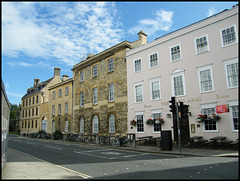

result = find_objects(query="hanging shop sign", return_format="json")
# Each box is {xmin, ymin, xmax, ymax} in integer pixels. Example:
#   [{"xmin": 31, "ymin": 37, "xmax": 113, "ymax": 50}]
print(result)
[{"xmin": 216, "ymin": 104, "xmax": 229, "ymax": 113}]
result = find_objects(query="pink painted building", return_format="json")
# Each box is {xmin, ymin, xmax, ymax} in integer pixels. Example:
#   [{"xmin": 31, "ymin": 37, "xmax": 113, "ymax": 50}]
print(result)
[{"xmin": 126, "ymin": 6, "xmax": 238, "ymax": 142}]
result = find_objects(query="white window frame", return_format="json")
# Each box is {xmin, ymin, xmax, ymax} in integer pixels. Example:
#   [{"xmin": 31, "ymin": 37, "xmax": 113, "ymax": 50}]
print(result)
[
  {"xmin": 93, "ymin": 87, "xmax": 98, "ymax": 105},
  {"xmin": 53, "ymin": 91, "xmax": 55, "ymax": 99},
  {"xmin": 220, "ymin": 24, "xmax": 238, "ymax": 47},
  {"xmin": 169, "ymin": 43, "xmax": 182, "ymax": 62},
  {"xmin": 151, "ymin": 109, "xmax": 162, "ymax": 133},
  {"xmin": 170, "ymin": 70, "xmax": 186, "ymax": 97},
  {"xmin": 92, "ymin": 115, "xmax": 99, "ymax": 133},
  {"xmin": 224, "ymin": 58, "xmax": 238, "ymax": 89},
  {"xmin": 65, "ymin": 102, "xmax": 68, "ymax": 114},
  {"xmin": 149, "ymin": 52, "xmax": 159, "ymax": 68},
  {"xmin": 65, "ymin": 118, "xmax": 69, "ymax": 133},
  {"xmin": 134, "ymin": 58, "xmax": 142, "ymax": 73},
  {"xmin": 65, "ymin": 86, "xmax": 69, "ymax": 96},
  {"xmin": 134, "ymin": 82, "xmax": 144, "ymax": 103},
  {"xmin": 150, "ymin": 78, "xmax": 161, "ymax": 101},
  {"xmin": 198, "ymin": 65, "xmax": 214, "ymax": 93},
  {"xmin": 229, "ymin": 100, "xmax": 239, "ymax": 132},
  {"xmin": 93, "ymin": 65, "xmax": 98, "ymax": 77},
  {"xmin": 135, "ymin": 111, "xmax": 144, "ymax": 133},
  {"xmin": 109, "ymin": 113, "xmax": 115, "ymax": 133},
  {"xmin": 108, "ymin": 58, "xmax": 114, "ymax": 72},
  {"xmin": 201, "ymin": 103, "xmax": 218, "ymax": 132},
  {"xmin": 80, "ymin": 70, "xmax": 84, "ymax": 82},
  {"xmin": 80, "ymin": 117, "xmax": 84, "ymax": 133},
  {"xmin": 59, "ymin": 88, "xmax": 62, "ymax": 97},
  {"xmin": 108, "ymin": 83, "xmax": 114, "ymax": 102},
  {"xmin": 80, "ymin": 91, "xmax": 84, "ymax": 107},
  {"xmin": 52, "ymin": 105, "xmax": 55, "ymax": 116},
  {"xmin": 195, "ymin": 34, "xmax": 210, "ymax": 54},
  {"xmin": 58, "ymin": 104, "xmax": 61, "ymax": 115}
]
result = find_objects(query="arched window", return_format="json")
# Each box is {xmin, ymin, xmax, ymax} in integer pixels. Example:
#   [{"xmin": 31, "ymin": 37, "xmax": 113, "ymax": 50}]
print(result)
[
  {"xmin": 109, "ymin": 114, "xmax": 115, "ymax": 133},
  {"xmin": 80, "ymin": 117, "xmax": 84, "ymax": 133},
  {"xmin": 52, "ymin": 120, "xmax": 55, "ymax": 133},
  {"xmin": 92, "ymin": 115, "xmax": 99, "ymax": 133},
  {"xmin": 42, "ymin": 117, "xmax": 47, "ymax": 132},
  {"xmin": 65, "ymin": 118, "xmax": 69, "ymax": 133}
]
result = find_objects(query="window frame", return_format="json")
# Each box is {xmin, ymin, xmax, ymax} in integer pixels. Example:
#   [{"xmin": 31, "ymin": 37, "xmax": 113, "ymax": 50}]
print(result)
[
  {"xmin": 108, "ymin": 58, "xmax": 114, "ymax": 72},
  {"xmin": 169, "ymin": 43, "xmax": 182, "ymax": 62},
  {"xmin": 92, "ymin": 115, "xmax": 99, "ymax": 133},
  {"xmin": 224, "ymin": 58, "xmax": 238, "ymax": 89},
  {"xmin": 93, "ymin": 87, "xmax": 98, "ymax": 105},
  {"xmin": 220, "ymin": 24, "xmax": 238, "ymax": 47},
  {"xmin": 150, "ymin": 78, "xmax": 161, "ymax": 101},
  {"xmin": 198, "ymin": 65, "xmax": 214, "ymax": 93},
  {"xmin": 135, "ymin": 112, "xmax": 144, "ymax": 133},
  {"xmin": 109, "ymin": 113, "xmax": 115, "ymax": 133},
  {"xmin": 170, "ymin": 70, "xmax": 186, "ymax": 97},
  {"xmin": 149, "ymin": 52, "xmax": 159, "ymax": 68},
  {"xmin": 80, "ymin": 70, "xmax": 84, "ymax": 82},
  {"xmin": 134, "ymin": 82, "xmax": 144, "ymax": 103},
  {"xmin": 108, "ymin": 83, "xmax": 114, "ymax": 102},
  {"xmin": 195, "ymin": 34, "xmax": 210, "ymax": 54},
  {"xmin": 93, "ymin": 64, "xmax": 98, "ymax": 77},
  {"xmin": 201, "ymin": 103, "xmax": 218, "ymax": 132},
  {"xmin": 80, "ymin": 91, "xmax": 84, "ymax": 107},
  {"xmin": 134, "ymin": 58, "xmax": 142, "ymax": 73}
]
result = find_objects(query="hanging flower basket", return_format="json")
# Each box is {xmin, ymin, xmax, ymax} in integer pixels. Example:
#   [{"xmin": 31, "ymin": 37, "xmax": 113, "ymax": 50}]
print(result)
[
  {"xmin": 130, "ymin": 119, "xmax": 137, "ymax": 126},
  {"xmin": 208, "ymin": 113, "xmax": 221, "ymax": 121},
  {"xmin": 196, "ymin": 114, "xmax": 206, "ymax": 122},
  {"xmin": 146, "ymin": 118, "xmax": 154, "ymax": 125},
  {"xmin": 155, "ymin": 117, "xmax": 165, "ymax": 124}
]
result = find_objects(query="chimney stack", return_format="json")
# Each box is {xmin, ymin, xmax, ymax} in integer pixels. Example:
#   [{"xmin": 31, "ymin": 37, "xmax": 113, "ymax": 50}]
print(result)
[
  {"xmin": 62, "ymin": 75, "xmax": 69, "ymax": 81},
  {"xmin": 137, "ymin": 30, "xmax": 147, "ymax": 44},
  {"xmin": 34, "ymin": 78, "xmax": 40, "ymax": 87},
  {"xmin": 54, "ymin": 67, "xmax": 61, "ymax": 77}
]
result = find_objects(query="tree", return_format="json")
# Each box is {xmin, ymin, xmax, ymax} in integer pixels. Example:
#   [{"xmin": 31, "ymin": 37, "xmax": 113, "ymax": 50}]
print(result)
[{"xmin": 10, "ymin": 104, "xmax": 19, "ymax": 119}]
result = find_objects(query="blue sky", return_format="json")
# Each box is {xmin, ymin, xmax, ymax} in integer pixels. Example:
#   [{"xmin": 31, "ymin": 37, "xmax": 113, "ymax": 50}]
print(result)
[{"xmin": 2, "ymin": 1, "xmax": 238, "ymax": 105}]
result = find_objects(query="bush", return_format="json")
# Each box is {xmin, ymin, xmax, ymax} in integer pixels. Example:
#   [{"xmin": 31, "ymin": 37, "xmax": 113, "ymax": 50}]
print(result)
[{"xmin": 53, "ymin": 130, "xmax": 63, "ymax": 140}]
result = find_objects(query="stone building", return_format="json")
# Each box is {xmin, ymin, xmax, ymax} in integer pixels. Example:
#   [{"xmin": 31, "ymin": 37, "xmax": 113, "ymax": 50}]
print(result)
[
  {"xmin": 48, "ymin": 75, "xmax": 73, "ymax": 135},
  {"xmin": 71, "ymin": 31, "xmax": 147, "ymax": 136},
  {"xmin": 19, "ymin": 68, "xmax": 62, "ymax": 134}
]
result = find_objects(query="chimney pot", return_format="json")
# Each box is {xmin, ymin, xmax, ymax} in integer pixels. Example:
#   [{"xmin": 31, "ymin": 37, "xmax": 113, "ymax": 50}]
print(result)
[{"xmin": 54, "ymin": 67, "xmax": 61, "ymax": 77}]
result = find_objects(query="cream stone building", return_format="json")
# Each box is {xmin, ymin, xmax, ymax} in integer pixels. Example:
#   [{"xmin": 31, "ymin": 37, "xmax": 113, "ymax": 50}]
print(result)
[
  {"xmin": 126, "ymin": 6, "xmax": 238, "ymax": 142},
  {"xmin": 48, "ymin": 75, "xmax": 73, "ymax": 134},
  {"xmin": 71, "ymin": 31, "xmax": 147, "ymax": 136},
  {"xmin": 20, "ymin": 68, "xmax": 63, "ymax": 134}
]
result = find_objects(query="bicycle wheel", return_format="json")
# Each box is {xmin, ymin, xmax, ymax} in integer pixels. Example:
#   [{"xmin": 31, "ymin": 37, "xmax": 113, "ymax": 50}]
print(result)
[{"xmin": 112, "ymin": 139, "xmax": 120, "ymax": 147}]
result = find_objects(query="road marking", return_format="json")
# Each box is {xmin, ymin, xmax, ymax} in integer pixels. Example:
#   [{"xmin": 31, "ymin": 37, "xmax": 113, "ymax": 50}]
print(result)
[
  {"xmin": 74, "ymin": 151, "xmax": 115, "ymax": 160},
  {"xmin": 44, "ymin": 145, "xmax": 62, "ymax": 150},
  {"xmin": 101, "ymin": 151, "xmax": 121, "ymax": 155},
  {"xmin": 26, "ymin": 142, "xmax": 37, "ymax": 145},
  {"xmin": 55, "ymin": 165, "xmax": 92, "ymax": 179}
]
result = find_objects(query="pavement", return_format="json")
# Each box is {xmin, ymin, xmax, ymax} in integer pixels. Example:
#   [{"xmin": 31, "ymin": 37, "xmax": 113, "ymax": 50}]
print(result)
[{"xmin": 2, "ymin": 135, "xmax": 239, "ymax": 180}]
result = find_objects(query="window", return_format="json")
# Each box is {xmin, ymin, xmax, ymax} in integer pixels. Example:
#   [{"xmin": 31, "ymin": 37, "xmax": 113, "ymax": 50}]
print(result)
[
  {"xmin": 65, "ymin": 102, "xmax": 68, "ymax": 114},
  {"xmin": 36, "ymin": 107, "xmax": 38, "ymax": 115},
  {"xmin": 171, "ymin": 70, "xmax": 185, "ymax": 97},
  {"xmin": 23, "ymin": 100, "xmax": 25, "ymax": 107},
  {"xmin": 134, "ymin": 59, "xmax": 142, "ymax": 72},
  {"xmin": 195, "ymin": 35, "xmax": 209, "ymax": 54},
  {"xmin": 80, "ymin": 91, "xmax": 84, "ymax": 107},
  {"xmin": 29, "ymin": 109, "xmax": 31, "ymax": 116},
  {"xmin": 36, "ymin": 95, "xmax": 38, "ymax": 103},
  {"xmin": 80, "ymin": 117, "xmax": 84, "ymax": 133},
  {"xmin": 134, "ymin": 83, "xmax": 143, "ymax": 103},
  {"xmin": 109, "ymin": 114, "xmax": 115, "ymax": 133},
  {"xmin": 136, "ymin": 114, "xmax": 144, "ymax": 133},
  {"xmin": 149, "ymin": 53, "xmax": 158, "ymax": 68},
  {"xmin": 170, "ymin": 44, "xmax": 182, "ymax": 62},
  {"xmin": 152, "ymin": 112, "xmax": 162, "ymax": 132},
  {"xmin": 231, "ymin": 105, "xmax": 239, "ymax": 131},
  {"xmin": 22, "ymin": 111, "xmax": 24, "ymax": 118},
  {"xmin": 198, "ymin": 66, "xmax": 214, "ymax": 93},
  {"xmin": 35, "ymin": 120, "xmax": 37, "ymax": 128},
  {"xmin": 65, "ymin": 86, "xmax": 69, "ymax": 96},
  {"xmin": 32, "ymin": 120, "xmax": 34, "ymax": 128},
  {"xmin": 108, "ymin": 83, "xmax": 114, "ymax": 102},
  {"xmin": 52, "ymin": 105, "xmax": 55, "ymax": 115},
  {"xmin": 224, "ymin": 59, "xmax": 238, "ymax": 89},
  {"xmin": 29, "ymin": 98, "xmax": 31, "ymax": 105},
  {"xmin": 65, "ymin": 119, "xmax": 69, "ymax": 133},
  {"xmin": 53, "ymin": 91, "xmax": 55, "ymax": 99},
  {"xmin": 58, "ymin": 104, "xmax": 61, "ymax": 115},
  {"xmin": 93, "ymin": 65, "xmax": 98, "ymax": 77},
  {"xmin": 108, "ymin": 58, "xmax": 114, "ymax": 72},
  {"xmin": 92, "ymin": 115, "xmax": 99, "ymax": 133},
  {"xmin": 59, "ymin": 89, "xmax": 62, "ymax": 97},
  {"xmin": 25, "ymin": 110, "xmax": 27, "ymax": 117},
  {"xmin": 80, "ymin": 70, "xmax": 84, "ymax": 82},
  {"xmin": 93, "ymin": 87, "xmax": 98, "ymax": 105},
  {"xmin": 150, "ymin": 78, "xmax": 161, "ymax": 100},
  {"xmin": 33, "ymin": 97, "xmax": 35, "ymax": 104},
  {"xmin": 32, "ymin": 108, "xmax": 34, "ymax": 116},
  {"xmin": 26, "ymin": 99, "xmax": 28, "ymax": 106},
  {"xmin": 201, "ymin": 104, "xmax": 217, "ymax": 132},
  {"xmin": 221, "ymin": 25, "xmax": 237, "ymax": 47},
  {"xmin": 52, "ymin": 120, "xmax": 55, "ymax": 133}
]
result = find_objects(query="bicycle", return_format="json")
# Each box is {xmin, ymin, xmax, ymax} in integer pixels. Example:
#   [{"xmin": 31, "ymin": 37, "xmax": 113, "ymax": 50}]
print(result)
[{"xmin": 112, "ymin": 135, "xmax": 130, "ymax": 147}]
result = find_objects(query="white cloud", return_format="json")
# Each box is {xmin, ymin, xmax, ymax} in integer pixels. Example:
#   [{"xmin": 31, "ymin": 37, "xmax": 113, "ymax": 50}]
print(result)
[
  {"xmin": 207, "ymin": 7, "xmax": 217, "ymax": 17},
  {"xmin": 128, "ymin": 9, "xmax": 174, "ymax": 36},
  {"xmin": 7, "ymin": 91, "xmax": 23, "ymax": 98},
  {"xmin": 2, "ymin": 2, "xmax": 123, "ymax": 67},
  {"xmin": 7, "ymin": 61, "xmax": 52, "ymax": 69}
]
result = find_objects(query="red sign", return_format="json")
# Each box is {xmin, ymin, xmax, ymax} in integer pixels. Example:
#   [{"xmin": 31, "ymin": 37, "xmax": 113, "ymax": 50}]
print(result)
[{"xmin": 216, "ymin": 105, "xmax": 229, "ymax": 113}]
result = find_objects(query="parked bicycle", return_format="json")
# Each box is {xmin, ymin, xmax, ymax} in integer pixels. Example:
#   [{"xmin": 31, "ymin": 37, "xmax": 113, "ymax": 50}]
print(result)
[{"xmin": 111, "ymin": 135, "xmax": 130, "ymax": 147}]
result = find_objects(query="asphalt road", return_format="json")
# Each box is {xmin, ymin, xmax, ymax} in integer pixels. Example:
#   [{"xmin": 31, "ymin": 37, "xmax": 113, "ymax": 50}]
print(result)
[{"xmin": 8, "ymin": 135, "xmax": 238, "ymax": 179}]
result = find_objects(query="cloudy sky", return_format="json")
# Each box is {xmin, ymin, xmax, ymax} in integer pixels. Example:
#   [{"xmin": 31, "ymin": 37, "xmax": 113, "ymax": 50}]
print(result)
[{"xmin": 2, "ymin": 1, "xmax": 238, "ymax": 105}]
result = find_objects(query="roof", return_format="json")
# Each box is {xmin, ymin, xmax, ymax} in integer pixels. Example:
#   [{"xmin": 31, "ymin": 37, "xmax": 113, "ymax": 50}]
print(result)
[{"xmin": 48, "ymin": 78, "xmax": 73, "ymax": 90}]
